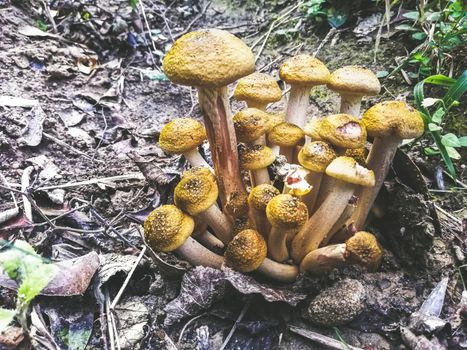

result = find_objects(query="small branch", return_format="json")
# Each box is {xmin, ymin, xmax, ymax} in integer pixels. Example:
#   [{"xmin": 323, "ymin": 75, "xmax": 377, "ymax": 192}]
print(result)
[
  {"xmin": 289, "ymin": 325, "xmax": 363, "ymax": 350},
  {"xmin": 219, "ymin": 297, "xmax": 252, "ymax": 350},
  {"xmin": 21, "ymin": 166, "xmax": 34, "ymax": 222}
]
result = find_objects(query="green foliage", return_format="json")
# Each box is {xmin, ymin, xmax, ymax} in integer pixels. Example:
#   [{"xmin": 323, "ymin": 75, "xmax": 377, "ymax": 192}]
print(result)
[
  {"xmin": 414, "ymin": 70, "xmax": 467, "ymax": 178},
  {"xmin": 36, "ymin": 19, "xmax": 47, "ymax": 32},
  {"xmin": 129, "ymin": 0, "xmax": 138, "ymax": 10},
  {"xmin": 301, "ymin": 0, "xmax": 348, "ymax": 28}
]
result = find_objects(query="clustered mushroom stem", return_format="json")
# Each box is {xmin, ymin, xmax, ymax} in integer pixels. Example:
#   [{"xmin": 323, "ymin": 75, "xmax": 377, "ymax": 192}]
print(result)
[
  {"xmin": 321, "ymin": 197, "xmax": 358, "ymax": 246},
  {"xmin": 183, "ymin": 148, "xmax": 214, "ymax": 172},
  {"xmin": 268, "ymin": 228, "xmax": 292, "ymax": 262},
  {"xmin": 198, "ymin": 204, "xmax": 232, "ymax": 244},
  {"xmin": 252, "ymin": 168, "xmax": 270, "ymax": 186},
  {"xmin": 291, "ymin": 181, "xmax": 355, "ymax": 263},
  {"xmin": 256, "ymin": 258, "xmax": 299, "ymax": 283},
  {"xmin": 193, "ymin": 230, "xmax": 225, "ymax": 251},
  {"xmin": 176, "ymin": 237, "xmax": 224, "ymax": 269},
  {"xmin": 339, "ymin": 94, "xmax": 362, "ymax": 117},
  {"xmin": 270, "ymin": 145, "xmax": 280, "ymax": 155},
  {"xmin": 302, "ymin": 172, "xmax": 322, "ymax": 215},
  {"xmin": 351, "ymin": 136, "xmax": 400, "ymax": 230},
  {"xmin": 299, "ymin": 243, "xmax": 346, "ymax": 274},
  {"xmin": 285, "ymin": 85, "xmax": 310, "ymax": 128},
  {"xmin": 249, "ymin": 207, "xmax": 271, "ymax": 240}
]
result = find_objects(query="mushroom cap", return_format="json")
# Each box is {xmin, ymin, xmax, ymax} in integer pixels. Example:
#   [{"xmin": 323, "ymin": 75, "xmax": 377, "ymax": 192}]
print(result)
[
  {"xmin": 283, "ymin": 166, "xmax": 312, "ymax": 196},
  {"xmin": 232, "ymin": 216, "xmax": 253, "ymax": 235},
  {"xmin": 225, "ymin": 229, "xmax": 267, "ymax": 272},
  {"xmin": 325, "ymin": 156, "xmax": 375, "ymax": 187},
  {"xmin": 163, "ymin": 29, "xmax": 255, "ymax": 88},
  {"xmin": 159, "ymin": 118, "xmax": 207, "ymax": 153},
  {"xmin": 303, "ymin": 118, "xmax": 323, "ymax": 141},
  {"xmin": 144, "ymin": 205, "xmax": 194, "ymax": 252},
  {"xmin": 327, "ymin": 66, "xmax": 381, "ymax": 96},
  {"xmin": 268, "ymin": 122, "xmax": 305, "ymax": 147},
  {"xmin": 344, "ymin": 147, "xmax": 367, "ymax": 166},
  {"xmin": 345, "ymin": 231, "xmax": 383, "ymax": 272},
  {"xmin": 266, "ymin": 112, "xmax": 285, "ymax": 131},
  {"xmin": 239, "ymin": 145, "xmax": 276, "ymax": 170},
  {"xmin": 233, "ymin": 108, "xmax": 269, "ymax": 143},
  {"xmin": 298, "ymin": 141, "xmax": 337, "ymax": 172},
  {"xmin": 174, "ymin": 167, "xmax": 218, "ymax": 215},
  {"xmin": 224, "ymin": 191, "xmax": 249, "ymax": 218},
  {"xmin": 362, "ymin": 101, "xmax": 424, "ymax": 139},
  {"xmin": 266, "ymin": 194, "xmax": 308, "ymax": 229},
  {"xmin": 318, "ymin": 114, "xmax": 367, "ymax": 149},
  {"xmin": 279, "ymin": 55, "xmax": 330, "ymax": 86},
  {"xmin": 248, "ymin": 184, "xmax": 280, "ymax": 212},
  {"xmin": 234, "ymin": 72, "xmax": 282, "ymax": 105}
]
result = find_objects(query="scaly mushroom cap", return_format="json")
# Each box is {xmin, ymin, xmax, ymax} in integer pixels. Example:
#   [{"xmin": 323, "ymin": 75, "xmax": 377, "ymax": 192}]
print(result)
[
  {"xmin": 362, "ymin": 101, "xmax": 424, "ymax": 139},
  {"xmin": 234, "ymin": 72, "xmax": 282, "ymax": 105},
  {"xmin": 266, "ymin": 194, "xmax": 308, "ymax": 229},
  {"xmin": 159, "ymin": 118, "xmax": 206, "ymax": 154},
  {"xmin": 268, "ymin": 122, "xmax": 304, "ymax": 147},
  {"xmin": 318, "ymin": 114, "xmax": 367, "ymax": 149},
  {"xmin": 326, "ymin": 156, "xmax": 375, "ymax": 187},
  {"xmin": 224, "ymin": 191, "xmax": 249, "ymax": 218},
  {"xmin": 266, "ymin": 112, "xmax": 285, "ymax": 131},
  {"xmin": 304, "ymin": 118, "xmax": 323, "ymax": 141},
  {"xmin": 232, "ymin": 216, "xmax": 253, "ymax": 235},
  {"xmin": 248, "ymin": 184, "xmax": 280, "ymax": 212},
  {"xmin": 298, "ymin": 141, "xmax": 337, "ymax": 172},
  {"xmin": 163, "ymin": 29, "xmax": 255, "ymax": 88},
  {"xmin": 225, "ymin": 229, "xmax": 267, "ymax": 272},
  {"xmin": 327, "ymin": 66, "xmax": 381, "ymax": 96},
  {"xmin": 239, "ymin": 145, "xmax": 276, "ymax": 170},
  {"xmin": 174, "ymin": 167, "xmax": 218, "ymax": 215},
  {"xmin": 344, "ymin": 148, "xmax": 367, "ymax": 166},
  {"xmin": 233, "ymin": 108, "xmax": 269, "ymax": 143},
  {"xmin": 279, "ymin": 55, "xmax": 330, "ymax": 86},
  {"xmin": 144, "ymin": 205, "xmax": 194, "ymax": 252},
  {"xmin": 345, "ymin": 231, "xmax": 383, "ymax": 271}
]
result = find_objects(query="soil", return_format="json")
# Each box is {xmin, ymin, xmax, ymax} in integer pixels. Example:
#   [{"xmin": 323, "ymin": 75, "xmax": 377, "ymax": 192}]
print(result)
[{"xmin": 0, "ymin": 0, "xmax": 465, "ymax": 349}]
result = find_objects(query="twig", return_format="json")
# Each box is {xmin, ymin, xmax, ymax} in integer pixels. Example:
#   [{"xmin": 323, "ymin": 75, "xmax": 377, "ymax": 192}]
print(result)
[
  {"xmin": 173, "ymin": 0, "xmax": 213, "ymax": 39},
  {"xmin": 110, "ymin": 311, "xmax": 121, "ymax": 350},
  {"xmin": 36, "ymin": 173, "xmax": 145, "ymax": 191},
  {"xmin": 219, "ymin": 297, "xmax": 252, "ymax": 350},
  {"xmin": 43, "ymin": 132, "xmax": 103, "ymax": 163},
  {"xmin": 178, "ymin": 313, "xmax": 207, "ymax": 343},
  {"xmin": 40, "ymin": 0, "xmax": 57, "ymax": 33},
  {"xmin": 92, "ymin": 110, "xmax": 108, "ymax": 162},
  {"xmin": 90, "ymin": 208, "xmax": 137, "ymax": 248},
  {"xmin": 435, "ymin": 204, "xmax": 462, "ymax": 225},
  {"xmin": 21, "ymin": 166, "xmax": 34, "ymax": 222},
  {"xmin": 105, "ymin": 288, "xmax": 116, "ymax": 350},
  {"xmin": 289, "ymin": 325, "xmax": 363, "ymax": 350},
  {"xmin": 137, "ymin": 0, "xmax": 157, "ymax": 67},
  {"xmin": 313, "ymin": 27, "xmax": 337, "ymax": 57}
]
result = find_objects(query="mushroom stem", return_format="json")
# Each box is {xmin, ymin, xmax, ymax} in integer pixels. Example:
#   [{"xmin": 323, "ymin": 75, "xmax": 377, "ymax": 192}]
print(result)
[
  {"xmin": 339, "ymin": 94, "xmax": 362, "ymax": 117},
  {"xmin": 256, "ymin": 259, "xmax": 299, "ymax": 283},
  {"xmin": 193, "ymin": 230, "xmax": 225, "ymax": 251},
  {"xmin": 183, "ymin": 148, "xmax": 213, "ymax": 172},
  {"xmin": 299, "ymin": 243, "xmax": 346, "ymax": 274},
  {"xmin": 176, "ymin": 237, "xmax": 224, "ymax": 269},
  {"xmin": 285, "ymin": 85, "xmax": 310, "ymax": 128},
  {"xmin": 249, "ymin": 207, "xmax": 271, "ymax": 240},
  {"xmin": 321, "ymin": 197, "xmax": 358, "ymax": 246},
  {"xmin": 270, "ymin": 145, "xmax": 280, "ymax": 155},
  {"xmin": 252, "ymin": 168, "xmax": 270, "ymax": 186},
  {"xmin": 198, "ymin": 204, "xmax": 232, "ymax": 244},
  {"xmin": 302, "ymin": 172, "xmax": 322, "ymax": 215},
  {"xmin": 351, "ymin": 136, "xmax": 399, "ymax": 230},
  {"xmin": 268, "ymin": 227, "xmax": 293, "ymax": 262},
  {"xmin": 197, "ymin": 86, "xmax": 246, "ymax": 207},
  {"xmin": 279, "ymin": 146, "xmax": 294, "ymax": 163},
  {"xmin": 291, "ymin": 181, "xmax": 355, "ymax": 263}
]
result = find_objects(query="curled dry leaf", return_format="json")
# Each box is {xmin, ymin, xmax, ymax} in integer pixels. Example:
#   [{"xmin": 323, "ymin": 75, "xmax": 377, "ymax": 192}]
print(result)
[{"xmin": 76, "ymin": 56, "xmax": 99, "ymax": 75}]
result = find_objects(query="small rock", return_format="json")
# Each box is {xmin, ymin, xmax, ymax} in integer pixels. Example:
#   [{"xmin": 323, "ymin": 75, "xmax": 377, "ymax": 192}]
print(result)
[{"xmin": 307, "ymin": 279, "xmax": 366, "ymax": 326}]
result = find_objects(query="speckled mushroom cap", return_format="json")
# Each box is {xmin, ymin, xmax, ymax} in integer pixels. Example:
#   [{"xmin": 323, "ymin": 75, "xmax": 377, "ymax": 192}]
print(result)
[
  {"xmin": 159, "ymin": 118, "xmax": 206, "ymax": 154},
  {"xmin": 318, "ymin": 114, "xmax": 367, "ymax": 149},
  {"xmin": 327, "ymin": 66, "xmax": 381, "ymax": 96},
  {"xmin": 144, "ymin": 205, "xmax": 194, "ymax": 252},
  {"xmin": 362, "ymin": 101, "xmax": 424, "ymax": 139},
  {"xmin": 233, "ymin": 108, "xmax": 269, "ymax": 143},
  {"xmin": 239, "ymin": 145, "xmax": 276, "ymax": 170},
  {"xmin": 163, "ymin": 29, "xmax": 255, "ymax": 88},
  {"xmin": 268, "ymin": 122, "xmax": 304, "ymax": 147},
  {"xmin": 224, "ymin": 191, "xmax": 249, "ymax": 218},
  {"xmin": 344, "ymin": 148, "xmax": 367, "ymax": 166},
  {"xmin": 304, "ymin": 118, "xmax": 323, "ymax": 141},
  {"xmin": 266, "ymin": 112, "xmax": 285, "ymax": 131},
  {"xmin": 345, "ymin": 231, "xmax": 383, "ymax": 272},
  {"xmin": 325, "ymin": 156, "xmax": 375, "ymax": 187},
  {"xmin": 234, "ymin": 72, "xmax": 282, "ymax": 105},
  {"xmin": 225, "ymin": 229, "xmax": 267, "ymax": 272},
  {"xmin": 174, "ymin": 167, "xmax": 218, "ymax": 215},
  {"xmin": 248, "ymin": 184, "xmax": 280, "ymax": 212},
  {"xmin": 279, "ymin": 55, "xmax": 330, "ymax": 86},
  {"xmin": 232, "ymin": 216, "xmax": 252, "ymax": 236},
  {"xmin": 266, "ymin": 194, "xmax": 308, "ymax": 229},
  {"xmin": 298, "ymin": 141, "xmax": 337, "ymax": 172}
]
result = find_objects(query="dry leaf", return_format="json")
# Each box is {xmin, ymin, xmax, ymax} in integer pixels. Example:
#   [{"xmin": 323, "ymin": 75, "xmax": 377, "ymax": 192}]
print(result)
[{"xmin": 20, "ymin": 104, "xmax": 46, "ymax": 146}]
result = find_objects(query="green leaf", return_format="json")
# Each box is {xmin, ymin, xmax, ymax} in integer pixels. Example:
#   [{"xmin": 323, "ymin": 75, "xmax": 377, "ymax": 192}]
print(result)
[
  {"xmin": 431, "ymin": 107, "xmax": 445, "ymax": 123},
  {"xmin": 432, "ymin": 131, "xmax": 457, "ymax": 178},
  {"xmin": 426, "ymin": 12, "xmax": 441, "ymax": 22},
  {"xmin": 445, "ymin": 146, "xmax": 461, "ymax": 159},
  {"xmin": 376, "ymin": 70, "xmax": 389, "ymax": 78},
  {"xmin": 423, "ymin": 74, "xmax": 456, "ymax": 87},
  {"xmin": 428, "ymin": 123, "xmax": 442, "ymax": 131},
  {"xmin": 424, "ymin": 147, "xmax": 440, "ymax": 156},
  {"xmin": 441, "ymin": 133, "xmax": 461, "ymax": 147},
  {"xmin": 0, "ymin": 308, "xmax": 15, "ymax": 331},
  {"xmin": 459, "ymin": 136, "xmax": 467, "ymax": 147},
  {"xmin": 36, "ymin": 19, "xmax": 47, "ymax": 32},
  {"xmin": 395, "ymin": 24, "xmax": 417, "ymax": 31},
  {"xmin": 326, "ymin": 7, "xmax": 347, "ymax": 28},
  {"xmin": 412, "ymin": 32, "xmax": 427, "ymax": 40},
  {"xmin": 403, "ymin": 11, "xmax": 420, "ymax": 21},
  {"xmin": 443, "ymin": 70, "xmax": 467, "ymax": 108}
]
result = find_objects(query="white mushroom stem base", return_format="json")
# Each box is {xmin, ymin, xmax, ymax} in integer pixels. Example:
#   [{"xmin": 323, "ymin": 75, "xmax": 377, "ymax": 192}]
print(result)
[
  {"xmin": 351, "ymin": 136, "xmax": 400, "ymax": 230},
  {"xmin": 299, "ymin": 243, "xmax": 346, "ymax": 274},
  {"xmin": 199, "ymin": 205, "xmax": 232, "ymax": 245},
  {"xmin": 176, "ymin": 237, "xmax": 224, "ymax": 268},
  {"xmin": 285, "ymin": 85, "xmax": 310, "ymax": 128},
  {"xmin": 194, "ymin": 230, "xmax": 225, "ymax": 251},
  {"xmin": 256, "ymin": 259, "xmax": 299, "ymax": 283},
  {"xmin": 183, "ymin": 148, "xmax": 213, "ymax": 172},
  {"xmin": 291, "ymin": 181, "xmax": 355, "ymax": 263},
  {"xmin": 339, "ymin": 94, "xmax": 362, "ymax": 118}
]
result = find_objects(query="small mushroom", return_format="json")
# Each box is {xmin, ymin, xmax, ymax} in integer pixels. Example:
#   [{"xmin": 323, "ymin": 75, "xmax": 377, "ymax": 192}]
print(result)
[
  {"xmin": 266, "ymin": 194, "xmax": 308, "ymax": 262},
  {"xmin": 247, "ymin": 184, "xmax": 280, "ymax": 239},
  {"xmin": 279, "ymin": 55, "xmax": 330, "ymax": 128},
  {"xmin": 233, "ymin": 72, "xmax": 282, "ymax": 110},
  {"xmin": 268, "ymin": 122, "xmax": 304, "ymax": 162},
  {"xmin": 351, "ymin": 101, "xmax": 424, "ymax": 229},
  {"xmin": 159, "ymin": 118, "xmax": 212, "ymax": 171},
  {"xmin": 233, "ymin": 108, "xmax": 269, "ymax": 145},
  {"xmin": 174, "ymin": 167, "xmax": 232, "ymax": 244},
  {"xmin": 291, "ymin": 156, "xmax": 375, "ymax": 263},
  {"xmin": 318, "ymin": 114, "xmax": 367, "ymax": 154},
  {"xmin": 327, "ymin": 66, "xmax": 381, "ymax": 117},
  {"xmin": 239, "ymin": 144, "xmax": 275, "ymax": 186}
]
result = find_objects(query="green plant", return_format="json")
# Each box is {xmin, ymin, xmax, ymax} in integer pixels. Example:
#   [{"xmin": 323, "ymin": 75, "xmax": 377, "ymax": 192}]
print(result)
[
  {"xmin": 414, "ymin": 70, "xmax": 467, "ymax": 178},
  {"xmin": 301, "ymin": 0, "xmax": 348, "ymax": 28},
  {"xmin": 0, "ymin": 240, "xmax": 56, "ymax": 331},
  {"xmin": 129, "ymin": 0, "xmax": 138, "ymax": 10},
  {"xmin": 36, "ymin": 19, "xmax": 47, "ymax": 32}
]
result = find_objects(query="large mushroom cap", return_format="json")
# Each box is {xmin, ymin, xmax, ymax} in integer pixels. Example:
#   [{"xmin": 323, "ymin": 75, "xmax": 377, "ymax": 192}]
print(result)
[
  {"xmin": 234, "ymin": 72, "xmax": 282, "ymax": 105},
  {"xmin": 163, "ymin": 29, "xmax": 255, "ymax": 88},
  {"xmin": 362, "ymin": 101, "xmax": 424, "ymax": 139},
  {"xmin": 326, "ymin": 156, "xmax": 375, "ymax": 187},
  {"xmin": 345, "ymin": 231, "xmax": 383, "ymax": 271},
  {"xmin": 266, "ymin": 112, "xmax": 285, "ymax": 131},
  {"xmin": 266, "ymin": 194, "xmax": 308, "ymax": 229},
  {"xmin": 174, "ymin": 167, "xmax": 218, "ymax": 215},
  {"xmin": 233, "ymin": 108, "xmax": 269, "ymax": 143},
  {"xmin": 160, "ymin": 118, "xmax": 206, "ymax": 154},
  {"xmin": 248, "ymin": 184, "xmax": 280, "ymax": 212},
  {"xmin": 144, "ymin": 205, "xmax": 194, "ymax": 252},
  {"xmin": 304, "ymin": 118, "xmax": 323, "ymax": 141},
  {"xmin": 327, "ymin": 66, "xmax": 381, "ymax": 96},
  {"xmin": 239, "ymin": 145, "xmax": 276, "ymax": 170},
  {"xmin": 298, "ymin": 141, "xmax": 337, "ymax": 172},
  {"xmin": 318, "ymin": 114, "xmax": 367, "ymax": 149},
  {"xmin": 225, "ymin": 229, "xmax": 267, "ymax": 272},
  {"xmin": 268, "ymin": 122, "xmax": 304, "ymax": 147},
  {"xmin": 279, "ymin": 55, "xmax": 330, "ymax": 86}
]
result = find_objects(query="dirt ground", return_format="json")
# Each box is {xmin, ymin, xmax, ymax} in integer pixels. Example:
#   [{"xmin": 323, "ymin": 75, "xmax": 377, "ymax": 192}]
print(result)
[{"xmin": 0, "ymin": 0, "xmax": 466, "ymax": 349}]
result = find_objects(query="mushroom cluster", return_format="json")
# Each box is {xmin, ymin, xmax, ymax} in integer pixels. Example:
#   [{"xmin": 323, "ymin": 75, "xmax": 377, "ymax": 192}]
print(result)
[{"xmin": 144, "ymin": 29, "xmax": 425, "ymax": 283}]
